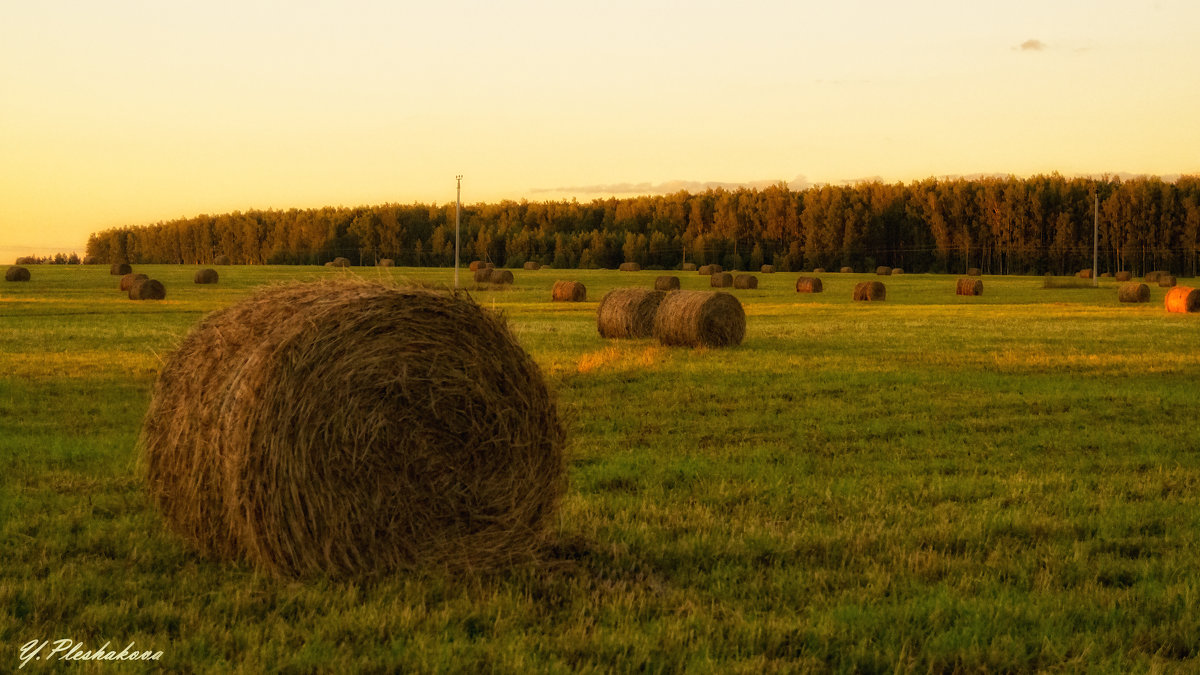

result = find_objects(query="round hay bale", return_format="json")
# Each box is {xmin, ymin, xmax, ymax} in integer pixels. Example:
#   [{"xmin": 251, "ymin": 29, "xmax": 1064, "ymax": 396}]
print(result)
[
  {"xmin": 709, "ymin": 264, "xmax": 723, "ymax": 274},
  {"xmin": 488, "ymin": 269, "xmax": 514, "ymax": 285},
  {"xmin": 139, "ymin": 280, "xmax": 565, "ymax": 577},
  {"xmin": 813, "ymin": 268, "xmax": 826, "ymax": 274},
  {"xmin": 1077, "ymin": 269, "xmax": 1093, "ymax": 279},
  {"xmin": 795, "ymin": 276, "xmax": 823, "ymax": 293},
  {"xmin": 1115, "ymin": 271, "xmax": 1133, "ymax": 282},
  {"xmin": 853, "ymin": 281, "xmax": 886, "ymax": 301},
  {"xmin": 1159, "ymin": 275, "xmax": 1177, "ymax": 288},
  {"xmin": 956, "ymin": 278, "xmax": 983, "ymax": 296},
  {"xmin": 523, "ymin": 261, "xmax": 541, "ymax": 271},
  {"xmin": 652, "ymin": 290, "xmax": 745, "ymax": 348},
  {"xmin": 710, "ymin": 272, "xmax": 733, "ymax": 288},
  {"xmin": 551, "ymin": 280, "xmax": 586, "ymax": 302},
  {"xmin": 1118, "ymin": 282, "xmax": 1150, "ymax": 303},
  {"xmin": 596, "ymin": 288, "xmax": 666, "ymax": 339},
  {"xmin": 876, "ymin": 266, "xmax": 892, "ymax": 276},
  {"xmin": 1145, "ymin": 271, "xmax": 1166, "ymax": 283},
  {"xmin": 120, "ymin": 273, "xmax": 149, "ymax": 291},
  {"xmin": 469, "ymin": 260, "xmax": 486, "ymax": 271},
  {"xmin": 760, "ymin": 265, "xmax": 775, "ymax": 274},
  {"xmin": 1099, "ymin": 272, "xmax": 1112, "ymax": 278},
  {"xmin": 966, "ymin": 268, "xmax": 981, "ymax": 277},
  {"xmin": 5, "ymin": 266, "xmax": 30, "ymax": 282},
  {"xmin": 681, "ymin": 262, "xmax": 697, "ymax": 271},
  {"xmin": 110, "ymin": 263, "xmax": 132, "ymax": 276},
  {"xmin": 1165, "ymin": 286, "xmax": 1200, "ymax": 313},
  {"xmin": 378, "ymin": 259, "xmax": 394, "ymax": 267},
  {"xmin": 473, "ymin": 268, "xmax": 492, "ymax": 283},
  {"xmin": 329, "ymin": 257, "xmax": 350, "ymax": 268},
  {"xmin": 892, "ymin": 268, "xmax": 905, "ymax": 275},
  {"xmin": 129, "ymin": 278, "xmax": 165, "ymax": 300},
  {"xmin": 618, "ymin": 262, "xmax": 642, "ymax": 272},
  {"xmin": 654, "ymin": 275, "xmax": 680, "ymax": 291},
  {"xmin": 194, "ymin": 268, "xmax": 219, "ymax": 284},
  {"xmin": 733, "ymin": 274, "xmax": 758, "ymax": 289},
  {"xmin": 697, "ymin": 265, "xmax": 714, "ymax": 275},
  {"xmin": 324, "ymin": 262, "xmax": 334, "ymax": 267},
  {"xmin": 839, "ymin": 266, "xmax": 853, "ymax": 274},
  {"xmin": 214, "ymin": 255, "xmax": 232, "ymax": 266}
]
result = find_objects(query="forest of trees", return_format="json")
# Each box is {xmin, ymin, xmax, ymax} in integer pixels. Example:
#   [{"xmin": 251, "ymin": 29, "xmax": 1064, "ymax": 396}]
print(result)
[{"xmin": 85, "ymin": 174, "xmax": 1200, "ymax": 277}]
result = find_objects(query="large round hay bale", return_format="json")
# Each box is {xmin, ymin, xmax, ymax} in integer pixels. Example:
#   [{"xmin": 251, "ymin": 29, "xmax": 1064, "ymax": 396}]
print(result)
[
  {"xmin": 110, "ymin": 263, "xmax": 132, "ymax": 276},
  {"xmin": 652, "ymin": 290, "xmax": 745, "ymax": 348},
  {"xmin": 698, "ymin": 265, "xmax": 714, "ymax": 275},
  {"xmin": 488, "ymin": 269, "xmax": 514, "ymax": 285},
  {"xmin": 710, "ymin": 272, "xmax": 733, "ymax": 288},
  {"xmin": 813, "ymin": 268, "xmax": 826, "ymax": 274},
  {"xmin": 214, "ymin": 255, "xmax": 232, "ymax": 265},
  {"xmin": 1115, "ymin": 271, "xmax": 1133, "ymax": 282},
  {"xmin": 681, "ymin": 262, "xmax": 697, "ymax": 271},
  {"xmin": 1077, "ymin": 269, "xmax": 1093, "ymax": 279},
  {"xmin": 876, "ymin": 266, "xmax": 892, "ymax": 276},
  {"xmin": 5, "ymin": 266, "xmax": 30, "ymax": 282},
  {"xmin": 378, "ymin": 259, "xmax": 394, "ymax": 267},
  {"xmin": 329, "ymin": 257, "xmax": 350, "ymax": 268},
  {"xmin": 1165, "ymin": 286, "xmax": 1200, "ymax": 313},
  {"xmin": 967, "ymin": 268, "xmax": 981, "ymax": 277},
  {"xmin": 1145, "ymin": 271, "xmax": 1166, "ymax": 283},
  {"xmin": 194, "ymin": 269, "xmax": 219, "ymax": 284},
  {"xmin": 956, "ymin": 278, "xmax": 983, "ymax": 296},
  {"xmin": 892, "ymin": 268, "xmax": 905, "ymax": 275},
  {"xmin": 795, "ymin": 276, "xmax": 823, "ymax": 293},
  {"xmin": 1118, "ymin": 283, "xmax": 1150, "ymax": 303},
  {"xmin": 596, "ymin": 288, "xmax": 666, "ymax": 339},
  {"xmin": 654, "ymin": 275, "xmax": 680, "ymax": 291},
  {"xmin": 120, "ymin": 272, "xmax": 149, "ymax": 291},
  {"xmin": 853, "ymin": 281, "xmax": 886, "ymax": 301},
  {"xmin": 839, "ymin": 266, "xmax": 853, "ymax": 274},
  {"xmin": 469, "ymin": 260, "xmax": 486, "ymax": 271},
  {"xmin": 129, "ymin": 278, "xmax": 166, "ymax": 300},
  {"xmin": 760, "ymin": 265, "xmax": 775, "ymax": 274},
  {"xmin": 733, "ymin": 274, "xmax": 758, "ymax": 289},
  {"xmin": 1159, "ymin": 275, "xmax": 1177, "ymax": 288},
  {"xmin": 551, "ymin": 280, "xmax": 586, "ymax": 302},
  {"xmin": 139, "ymin": 281, "xmax": 565, "ymax": 577},
  {"xmin": 523, "ymin": 261, "xmax": 541, "ymax": 271},
  {"xmin": 618, "ymin": 262, "xmax": 642, "ymax": 272}
]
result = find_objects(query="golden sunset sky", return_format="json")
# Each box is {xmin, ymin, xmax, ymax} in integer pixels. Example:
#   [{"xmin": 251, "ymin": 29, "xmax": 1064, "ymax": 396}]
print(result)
[{"xmin": 2, "ymin": 0, "xmax": 1198, "ymax": 261}]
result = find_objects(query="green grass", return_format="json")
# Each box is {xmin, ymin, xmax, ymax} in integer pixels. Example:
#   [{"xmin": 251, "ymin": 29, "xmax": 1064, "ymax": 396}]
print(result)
[{"xmin": 3, "ymin": 264, "xmax": 1200, "ymax": 672}]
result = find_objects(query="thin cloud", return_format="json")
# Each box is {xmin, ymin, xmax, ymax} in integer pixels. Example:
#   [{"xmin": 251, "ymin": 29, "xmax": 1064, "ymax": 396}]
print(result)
[
  {"xmin": 1018, "ymin": 39, "xmax": 1047, "ymax": 51},
  {"xmin": 531, "ymin": 176, "xmax": 811, "ymax": 195}
]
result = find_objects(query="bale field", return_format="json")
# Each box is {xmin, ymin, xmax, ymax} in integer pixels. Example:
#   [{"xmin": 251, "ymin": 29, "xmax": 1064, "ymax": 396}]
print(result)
[
  {"xmin": 956, "ymin": 278, "xmax": 983, "ymax": 296},
  {"xmin": 551, "ymin": 280, "xmax": 586, "ymax": 302},
  {"xmin": 193, "ymin": 269, "xmax": 219, "ymax": 284},
  {"xmin": 795, "ymin": 276, "xmax": 823, "ymax": 293},
  {"xmin": 129, "ymin": 278, "xmax": 166, "ymax": 300},
  {"xmin": 618, "ymin": 262, "xmax": 642, "ymax": 272},
  {"xmin": 5, "ymin": 266, "xmax": 30, "ymax": 282},
  {"xmin": 732, "ymin": 274, "xmax": 758, "ymax": 289},
  {"xmin": 652, "ymin": 290, "xmax": 745, "ymax": 348},
  {"xmin": 596, "ymin": 288, "xmax": 666, "ymax": 339},
  {"xmin": 654, "ymin": 276, "xmax": 680, "ymax": 291},
  {"xmin": 120, "ymin": 273, "xmax": 149, "ymax": 291},
  {"xmin": 1118, "ymin": 283, "xmax": 1150, "ymax": 303},
  {"xmin": 853, "ymin": 281, "xmax": 886, "ymax": 301},
  {"xmin": 1165, "ymin": 286, "xmax": 1200, "ymax": 313},
  {"xmin": 710, "ymin": 272, "xmax": 733, "ymax": 288}
]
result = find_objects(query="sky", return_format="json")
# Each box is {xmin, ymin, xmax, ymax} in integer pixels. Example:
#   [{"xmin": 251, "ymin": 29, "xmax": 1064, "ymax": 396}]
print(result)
[{"xmin": 2, "ymin": 0, "xmax": 1198, "ymax": 261}]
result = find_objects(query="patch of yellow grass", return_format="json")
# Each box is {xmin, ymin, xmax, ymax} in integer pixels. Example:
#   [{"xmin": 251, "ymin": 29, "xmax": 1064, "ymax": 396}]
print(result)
[
  {"xmin": 2, "ymin": 350, "xmax": 161, "ymax": 379},
  {"xmin": 576, "ymin": 345, "xmax": 668, "ymax": 374}
]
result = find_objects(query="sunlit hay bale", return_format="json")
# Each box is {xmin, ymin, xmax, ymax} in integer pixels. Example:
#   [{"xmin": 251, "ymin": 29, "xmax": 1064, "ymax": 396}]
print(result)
[
  {"xmin": 129, "ymin": 278, "xmax": 166, "ymax": 300},
  {"xmin": 120, "ymin": 273, "xmax": 149, "ymax": 291},
  {"xmin": 596, "ymin": 288, "xmax": 666, "ymax": 339},
  {"xmin": 839, "ymin": 266, "xmax": 853, "ymax": 273},
  {"xmin": 1145, "ymin": 271, "xmax": 1166, "ymax": 283},
  {"xmin": 967, "ymin": 268, "xmax": 981, "ymax": 276},
  {"xmin": 654, "ymin": 275, "xmax": 680, "ymax": 291},
  {"xmin": 733, "ymin": 274, "xmax": 758, "ymax": 289},
  {"xmin": 138, "ymin": 280, "xmax": 566, "ymax": 578},
  {"xmin": 111, "ymin": 263, "xmax": 132, "ymax": 276},
  {"xmin": 795, "ymin": 276, "xmax": 823, "ymax": 293},
  {"xmin": 760, "ymin": 265, "xmax": 775, "ymax": 274},
  {"xmin": 892, "ymin": 268, "xmax": 905, "ymax": 275},
  {"xmin": 876, "ymin": 266, "xmax": 892, "ymax": 276},
  {"xmin": 710, "ymin": 272, "xmax": 733, "ymax": 288},
  {"xmin": 523, "ymin": 261, "xmax": 541, "ymax": 271},
  {"xmin": 813, "ymin": 268, "xmax": 826, "ymax": 274},
  {"xmin": 82, "ymin": 255, "xmax": 98, "ymax": 265},
  {"xmin": 1115, "ymin": 271, "xmax": 1133, "ymax": 282},
  {"xmin": 473, "ymin": 268, "xmax": 492, "ymax": 283},
  {"xmin": 956, "ymin": 278, "xmax": 983, "ymax": 296},
  {"xmin": 1159, "ymin": 275, "xmax": 1177, "ymax": 288},
  {"xmin": 853, "ymin": 281, "xmax": 886, "ymax": 301},
  {"xmin": 681, "ymin": 263, "xmax": 697, "ymax": 271},
  {"xmin": 551, "ymin": 280, "xmax": 586, "ymax": 302},
  {"xmin": 1165, "ymin": 286, "xmax": 1200, "ymax": 313},
  {"xmin": 488, "ymin": 269, "xmax": 514, "ymax": 285},
  {"xmin": 1118, "ymin": 283, "xmax": 1150, "ymax": 303},
  {"xmin": 697, "ymin": 265, "xmax": 713, "ymax": 275},
  {"xmin": 194, "ymin": 269, "xmax": 219, "ymax": 284},
  {"xmin": 618, "ymin": 262, "xmax": 642, "ymax": 272},
  {"xmin": 1077, "ymin": 269, "xmax": 1093, "ymax": 279},
  {"xmin": 378, "ymin": 259, "xmax": 394, "ymax": 267},
  {"xmin": 652, "ymin": 290, "xmax": 745, "ymax": 348},
  {"xmin": 469, "ymin": 261, "xmax": 486, "ymax": 271},
  {"xmin": 214, "ymin": 255, "xmax": 232, "ymax": 265},
  {"xmin": 329, "ymin": 257, "xmax": 350, "ymax": 267},
  {"xmin": 1100, "ymin": 272, "xmax": 1112, "ymax": 278},
  {"xmin": 5, "ymin": 266, "xmax": 30, "ymax": 282}
]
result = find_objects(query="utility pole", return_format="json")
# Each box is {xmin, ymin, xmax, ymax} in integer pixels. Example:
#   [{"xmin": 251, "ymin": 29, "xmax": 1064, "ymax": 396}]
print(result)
[
  {"xmin": 455, "ymin": 175, "xmax": 463, "ymax": 289},
  {"xmin": 1093, "ymin": 193, "xmax": 1099, "ymax": 287}
]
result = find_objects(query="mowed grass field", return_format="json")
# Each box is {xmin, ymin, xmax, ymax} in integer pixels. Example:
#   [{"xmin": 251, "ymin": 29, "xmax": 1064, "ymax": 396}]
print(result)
[{"xmin": 3, "ymin": 264, "xmax": 1200, "ymax": 673}]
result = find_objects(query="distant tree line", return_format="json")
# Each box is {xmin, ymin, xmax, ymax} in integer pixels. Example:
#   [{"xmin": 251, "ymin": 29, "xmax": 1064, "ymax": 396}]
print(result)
[
  {"xmin": 16, "ymin": 253, "xmax": 82, "ymax": 265},
  {"xmin": 85, "ymin": 174, "xmax": 1200, "ymax": 276}
]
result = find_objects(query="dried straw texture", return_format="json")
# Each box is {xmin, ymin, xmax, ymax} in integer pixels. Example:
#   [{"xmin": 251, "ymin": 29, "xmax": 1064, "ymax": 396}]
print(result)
[
  {"xmin": 1146, "ymin": 271, "xmax": 1166, "ymax": 283},
  {"xmin": 5, "ymin": 266, "xmax": 30, "ymax": 282},
  {"xmin": 876, "ymin": 266, "xmax": 892, "ymax": 275},
  {"xmin": 523, "ymin": 261, "xmax": 541, "ymax": 270},
  {"xmin": 139, "ymin": 281, "xmax": 566, "ymax": 578},
  {"xmin": 1077, "ymin": 269, "xmax": 1093, "ymax": 279},
  {"xmin": 710, "ymin": 272, "xmax": 733, "ymax": 288},
  {"xmin": 652, "ymin": 290, "xmax": 745, "ymax": 348},
  {"xmin": 956, "ymin": 278, "xmax": 983, "ymax": 296},
  {"xmin": 596, "ymin": 288, "xmax": 666, "ymax": 339},
  {"xmin": 839, "ymin": 266, "xmax": 853, "ymax": 274},
  {"xmin": 967, "ymin": 268, "xmax": 981, "ymax": 276},
  {"xmin": 733, "ymin": 274, "xmax": 758, "ymax": 289},
  {"xmin": 760, "ymin": 265, "xmax": 775, "ymax": 274},
  {"xmin": 111, "ymin": 263, "xmax": 132, "ymax": 275},
  {"xmin": 618, "ymin": 262, "xmax": 642, "ymax": 272},
  {"xmin": 813, "ymin": 268, "xmax": 826, "ymax": 274},
  {"xmin": 551, "ymin": 280, "xmax": 586, "ymax": 302},
  {"xmin": 214, "ymin": 255, "xmax": 232, "ymax": 265},
  {"xmin": 194, "ymin": 269, "xmax": 219, "ymax": 284},
  {"xmin": 1165, "ymin": 286, "xmax": 1200, "ymax": 313},
  {"xmin": 654, "ymin": 276, "xmax": 681, "ymax": 291},
  {"xmin": 329, "ymin": 257, "xmax": 350, "ymax": 267},
  {"xmin": 120, "ymin": 273, "xmax": 149, "ymax": 291},
  {"xmin": 795, "ymin": 277, "xmax": 823, "ymax": 293},
  {"xmin": 1115, "ymin": 271, "xmax": 1133, "ymax": 281},
  {"xmin": 681, "ymin": 263, "xmax": 697, "ymax": 271},
  {"xmin": 1118, "ymin": 283, "xmax": 1150, "ymax": 303},
  {"xmin": 378, "ymin": 259, "xmax": 394, "ymax": 267},
  {"xmin": 129, "ymin": 278, "xmax": 166, "ymax": 300},
  {"xmin": 853, "ymin": 281, "xmax": 886, "ymax": 301},
  {"xmin": 1159, "ymin": 275, "xmax": 1177, "ymax": 288}
]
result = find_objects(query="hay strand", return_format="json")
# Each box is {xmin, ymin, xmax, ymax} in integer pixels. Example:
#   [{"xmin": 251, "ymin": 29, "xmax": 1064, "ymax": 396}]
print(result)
[
  {"xmin": 596, "ymin": 288, "xmax": 666, "ymax": 339},
  {"xmin": 652, "ymin": 290, "xmax": 745, "ymax": 348}
]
